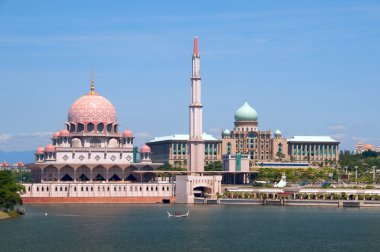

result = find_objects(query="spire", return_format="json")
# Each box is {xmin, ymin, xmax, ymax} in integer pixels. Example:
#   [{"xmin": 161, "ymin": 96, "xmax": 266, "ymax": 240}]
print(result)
[
  {"xmin": 193, "ymin": 36, "xmax": 199, "ymax": 56},
  {"xmin": 90, "ymin": 67, "xmax": 95, "ymax": 94}
]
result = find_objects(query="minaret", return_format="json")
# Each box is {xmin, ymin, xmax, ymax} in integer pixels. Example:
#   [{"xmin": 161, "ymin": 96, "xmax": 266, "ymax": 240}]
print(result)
[{"xmin": 188, "ymin": 36, "xmax": 205, "ymax": 172}]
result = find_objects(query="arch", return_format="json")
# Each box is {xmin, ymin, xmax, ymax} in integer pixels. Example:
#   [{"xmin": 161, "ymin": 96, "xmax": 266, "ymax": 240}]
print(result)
[
  {"xmin": 70, "ymin": 123, "xmax": 76, "ymax": 132},
  {"xmin": 97, "ymin": 123, "xmax": 104, "ymax": 133},
  {"xmin": 93, "ymin": 166, "xmax": 106, "ymax": 181},
  {"xmin": 106, "ymin": 123, "xmax": 112, "ymax": 133},
  {"xmin": 78, "ymin": 123, "xmax": 85, "ymax": 132},
  {"xmin": 72, "ymin": 138, "xmax": 82, "ymax": 148},
  {"xmin": 76, "ymin": 166, "xmax": 90, "ymax": 181},
  {"xmin": 60, "ymin": 166, "xmax": 74, "ymax": 181},
  {"xmin": 125, "ymin": 166, "xmax": 138, "ymax": 181},
  {"xmin": 108, "ymin": 166, "xmax": 122, "ymax": 181},
  {"xmin": 193, "ymin": 186, "xmax": 212, "ymax": 198},
  {"xmin": 90, "ymin": 138, "xmax": 101, "ymax": 147},
  {"xmin": 108, "ymin": 138, "xmax": 118, "ymax": 148},
  {"xmin": 87, "ymin": 123, "xmax": 94, "ymax": 132},
  {"xmin": 43, "ymin": 166, "xmax": 58, "ymax": 181},
  {"xmin": 113, "ymin": 124, "xmax": 118, "ymax": 133}
]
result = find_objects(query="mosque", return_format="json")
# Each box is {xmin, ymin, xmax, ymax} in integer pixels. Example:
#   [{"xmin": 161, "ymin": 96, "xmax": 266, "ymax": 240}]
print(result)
[{"xmin": 22, "ymin": 36, "xmax": 339, "ymax": 203}]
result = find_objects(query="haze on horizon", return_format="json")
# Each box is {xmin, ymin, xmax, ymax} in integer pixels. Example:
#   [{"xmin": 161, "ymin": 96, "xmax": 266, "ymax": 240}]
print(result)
[{"xmin": 0, "ymin": 0, "xmax": 379, "ymax": 152}]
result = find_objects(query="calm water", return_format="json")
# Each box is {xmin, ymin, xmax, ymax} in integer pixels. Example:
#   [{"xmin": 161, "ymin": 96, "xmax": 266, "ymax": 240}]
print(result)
[{"xmin": 1, "ymin": 204, "xmax": 380, "ymax": 252}]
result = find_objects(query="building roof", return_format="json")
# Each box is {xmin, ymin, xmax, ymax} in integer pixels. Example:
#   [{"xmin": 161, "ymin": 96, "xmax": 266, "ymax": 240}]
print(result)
[
  {"xmin": 287, "ymin": 136, "xmax": 338, "ymax": 143},
  {"xmin": 149, "ymin": 133, "xmax": 218, "ymax": 143}
]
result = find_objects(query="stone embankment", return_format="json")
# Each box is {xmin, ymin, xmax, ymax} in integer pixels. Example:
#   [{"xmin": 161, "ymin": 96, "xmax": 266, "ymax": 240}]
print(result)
[
  {"xmin": 195, "ymin": 198, "xmax": 380, "ymax": 208},
  {"xmin": 22, "ymin": 197, "xmax": 175, "ymax": 204}
]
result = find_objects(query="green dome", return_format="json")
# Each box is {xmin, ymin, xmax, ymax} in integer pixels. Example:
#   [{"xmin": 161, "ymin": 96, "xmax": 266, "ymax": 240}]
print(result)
[
  {"xmin": 274, "ymin": 129, "xmax": 282, "ymax": 137},
  {"xmin": 234, "ymin": 101, "xmax": 258, "ymax": 121},
  {"xmin": 223, "ymin": 129, "xmax": 231, "ymax": 136}
]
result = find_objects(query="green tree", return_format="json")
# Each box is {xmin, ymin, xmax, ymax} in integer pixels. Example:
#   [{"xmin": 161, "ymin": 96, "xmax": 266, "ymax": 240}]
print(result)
[
  {"xmin": 0, "ymin": 171, "xmax": 25, "ymax": 212},
  {"xmin": 204, "ymin": 161, "xmax": 223, "ymax": 171}
]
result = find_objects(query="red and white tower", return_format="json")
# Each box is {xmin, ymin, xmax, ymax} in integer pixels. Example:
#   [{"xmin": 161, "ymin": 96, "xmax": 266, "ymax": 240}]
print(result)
[{"xmin": 188, "ymin": 36, "xmax": 205, "ymax": 172}]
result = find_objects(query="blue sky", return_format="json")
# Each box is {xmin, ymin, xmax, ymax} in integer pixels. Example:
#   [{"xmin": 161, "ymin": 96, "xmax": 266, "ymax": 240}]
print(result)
[{"xmin": 0, "ymin": 0, "xmax": 379, "ymax": 152}]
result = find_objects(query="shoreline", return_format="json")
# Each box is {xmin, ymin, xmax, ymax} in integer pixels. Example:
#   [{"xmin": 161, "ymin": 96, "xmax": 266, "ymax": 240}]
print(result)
[{"xmin": 0, "ymin": 211, "xmax": 11, "ymax": 220}]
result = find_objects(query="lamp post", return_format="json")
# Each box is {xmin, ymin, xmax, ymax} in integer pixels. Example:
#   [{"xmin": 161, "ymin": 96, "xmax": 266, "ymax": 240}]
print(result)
[{"xmin": 355, "ymin": 166, "xmax": 358, "ymax": 180}]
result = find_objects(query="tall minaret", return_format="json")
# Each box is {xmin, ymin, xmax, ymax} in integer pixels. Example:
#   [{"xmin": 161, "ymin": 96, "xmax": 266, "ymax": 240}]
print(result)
[{"xmin": 188, "ymin": 36, "xmax": 205, "ymax": 172}]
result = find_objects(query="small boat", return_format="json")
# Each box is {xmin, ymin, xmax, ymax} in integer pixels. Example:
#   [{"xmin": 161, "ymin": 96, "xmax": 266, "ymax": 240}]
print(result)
[{"xmin": 167, "ymin": 211, "xmax": 189, "ymax": 218}]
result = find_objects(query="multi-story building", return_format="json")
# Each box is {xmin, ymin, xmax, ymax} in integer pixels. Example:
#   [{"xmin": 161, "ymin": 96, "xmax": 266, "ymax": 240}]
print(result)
[
  {"xmin": 147, "ymin": 133, "xmax": 222, "ymax": 168},
  {"xmin": 221, "ymin": 102, "xmax": 340, "ymax": 167}
]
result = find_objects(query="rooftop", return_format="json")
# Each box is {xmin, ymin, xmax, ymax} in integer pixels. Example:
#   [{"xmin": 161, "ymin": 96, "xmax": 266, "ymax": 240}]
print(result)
[
  {"xmin": 149, "ymin": 133, "xmax": 218, "ymax": 142},
  {"xmin": 287, "ymin": 136, "xmax": 338, "ymax": 143}
]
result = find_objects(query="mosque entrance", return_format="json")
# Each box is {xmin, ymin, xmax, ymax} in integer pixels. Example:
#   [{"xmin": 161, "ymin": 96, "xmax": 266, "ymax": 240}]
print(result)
[
  {"xmin": 61, "ymin": 174, "xmax": 73, "ymax": 181},
  {"xmin": 78, "ymin": 174, "xmax": 89, "ymax": 181},
  {"xmin": 193, "ymin": 186, "xmax": 212, "ymax": 198},
  {"xmin": 109, "ymin": 174, "xmax": 121, "ymax": 181}
]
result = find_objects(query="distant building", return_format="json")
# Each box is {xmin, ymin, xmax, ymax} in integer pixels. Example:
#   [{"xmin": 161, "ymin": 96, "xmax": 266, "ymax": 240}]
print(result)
[
  {"xmin": 147, "ymin": 133, "xmax": 221, "ymax": 168},
  {"xmin": 220, "ymin": 102, "xmax": 340, "ymax": 167},
  {"xmin": 355, "ymin": 141, "xmax": 380, "ymax": 154}
]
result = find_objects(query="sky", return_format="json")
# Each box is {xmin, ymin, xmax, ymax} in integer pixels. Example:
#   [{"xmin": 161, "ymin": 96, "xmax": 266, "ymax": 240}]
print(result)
[{"xmin": 0, "ymin": 0, "xmax": 379, "ymax": 152}]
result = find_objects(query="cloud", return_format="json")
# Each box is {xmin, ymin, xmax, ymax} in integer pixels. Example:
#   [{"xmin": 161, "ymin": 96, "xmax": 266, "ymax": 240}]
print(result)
[
  {"xmin": 0, "ymin": 132, "xmax": 52, "ymax": 152},
  {"xmin": 0, "ymin": 134, "xmax": 12, "ymax": 142},
  {"xmin": 135, "ymin": 131, "xmax": 152, "ymax": 139},
  {"xmin": 208, "ymin": 128, "xmax": 221, "ymax": 134},
  {"xmin": 328, "ymin": 124, "xmax": 348, "ymax": 131}
]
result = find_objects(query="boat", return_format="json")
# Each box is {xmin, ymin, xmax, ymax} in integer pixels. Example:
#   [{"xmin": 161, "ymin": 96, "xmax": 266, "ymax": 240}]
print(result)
[{"xmin": 167, "ymin": 211, "xmax": 189, "ymax": 218}]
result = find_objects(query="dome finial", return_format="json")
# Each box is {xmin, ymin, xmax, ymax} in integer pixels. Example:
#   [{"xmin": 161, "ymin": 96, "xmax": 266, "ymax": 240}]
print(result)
[{"xmin": 90, "ymin": 67, "xmax": 95, "ymax": 94}]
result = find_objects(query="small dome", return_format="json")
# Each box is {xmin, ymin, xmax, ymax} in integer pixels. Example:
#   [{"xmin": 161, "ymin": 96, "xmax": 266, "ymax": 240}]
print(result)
[
  {"xmin": 363, "ymin": 144, "xmax": 374, "ymax": 150},
  {"xmin": 60, "ymin": 129, "xmax": 70, "ymax": 137},
  {"xmin": 123, "ymin": 129, "xmax": 133, "ymax": 138},
  {"xmin": 1, "ymin": 161, "xmax": 9, "ymax": 167},
  {"xmin": 45, "ymin": 144, "xmax": 56, "ymax": 152},
  {"xmin": 140, "ymin": 145, "xmax": 151, "ymax": 153},
  {"xmin": 274, "ymin": 129, "xmax": 282, "ymax": 137},
  {"xmin": 53, "ymin": 131, "xmax": 60, "ymax": 139},
  {"xmin": 36, "ymin": 147, "xmax": 45, "ymax": 154},
  {"xmin": 223, "ymin": 129, "xmax": 231, "ymax": 136},
  {"xmin": 234, "ymin": 101, "xmax": 258, "ymax": 121}
]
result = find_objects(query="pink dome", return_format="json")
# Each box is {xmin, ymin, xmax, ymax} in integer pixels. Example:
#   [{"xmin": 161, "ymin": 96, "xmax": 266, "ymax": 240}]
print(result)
[
  {"xmin": 36, "ymin": 147, "xmax": 45, "ymax": 154},
  {"xmin": 123, "ymin": 130, "xmax": 133, "ymax": 138},
  {"xmin": 53, "ymin": 131, "xmax": 60, "ymax": 139},
  {"xmin": 60, "ymin": 129, "xmax": 70, "ymax": 137},
  {"xmin": 140, "ymin": 145, "xmax": 151, "ymax": 153},
  {"xmin": 1, "ymin": 161, "xmax": 9, "ymax": 167},
  {"xmin": 68, "ymin": 92, "xmax": 117, "ymax": 124},
  {"xmin": 45, "ymin": 144, "xmax": 56, "ymax": 152}
]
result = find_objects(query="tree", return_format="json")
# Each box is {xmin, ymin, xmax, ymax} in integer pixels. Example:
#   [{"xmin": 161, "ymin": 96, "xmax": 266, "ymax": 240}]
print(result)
[
  {"xmin": 204, "ymin": 161, "xmax": 223, "ymax": 171},
  {"xmin": 0, "ymin": 171, "xmax": 25, "ymax": 212}
]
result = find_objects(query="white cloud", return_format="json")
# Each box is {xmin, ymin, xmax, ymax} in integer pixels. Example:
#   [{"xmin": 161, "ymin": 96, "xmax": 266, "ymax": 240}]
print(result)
[
  {"xmin": 0, "ymin": 132, "xmax": 52, "ymax": 152},
  {"xmin": 0, "ymin": 134, "xmax": 12, "ymax": 142},
  {"xmin": 328, "ymin": 124, "xmax": 348, "ymax": 131},
  {"xmin": 135, "ymin": 131, "xmax": 152, "ymax": 139}
]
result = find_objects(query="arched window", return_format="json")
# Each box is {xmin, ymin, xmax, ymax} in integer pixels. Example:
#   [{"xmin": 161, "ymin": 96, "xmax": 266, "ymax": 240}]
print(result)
[
  {"xmin": 278, "ymin": 143, "xmax": 283, "ymax": 154},
  {"xmin": 114, "ymin": 124, "xmax": 118, "ymax": 133},
  {"xmin": 227, "ymin": 142, "xmax": 231, "ymax": 155},
  {"xmin": 90, "ymin": 138, "xmax": 101, "ymax": 147},
  {"xmin": 107, "ymin": 124, "xmax": 112, "ymax": 133},
  {"xmin": 87, "ymin": 123, "xmax": 94, "ymax": 132},
  {"xmin": 70, "ymin": 123, "xmax": 76, "ymax": 132},
  {"xmin": 78, "ymin": 123, "xmax": 84, "ymax": 132},
  {"xmin": 97, "ymin": 123, "xmax": 104, "ymax": 133}
]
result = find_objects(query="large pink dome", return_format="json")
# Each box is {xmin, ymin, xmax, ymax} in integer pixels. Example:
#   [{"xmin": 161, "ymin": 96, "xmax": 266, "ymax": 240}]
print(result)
[{"xmin": 68, "ymin": 92, "xmax": 117, "ymax": 124}]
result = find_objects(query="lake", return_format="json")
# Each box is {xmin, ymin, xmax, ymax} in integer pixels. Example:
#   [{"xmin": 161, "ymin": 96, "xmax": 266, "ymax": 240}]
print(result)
[{"xmin": 1, "ymin": 204, "xmax": 380, "ymax": 251}]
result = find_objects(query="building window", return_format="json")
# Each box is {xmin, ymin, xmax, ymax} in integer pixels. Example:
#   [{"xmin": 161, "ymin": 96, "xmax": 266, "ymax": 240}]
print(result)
[
  {"xmin": 90, "ymin": 138, "xmax": 101, "ymax": 147},
  {"xmin": 97, "ymin": 123, "xmax": 104, "ymax": 133},
  {"xmin": 87, "ymin": 123, "xmax": 94, "ymax": 132}
]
